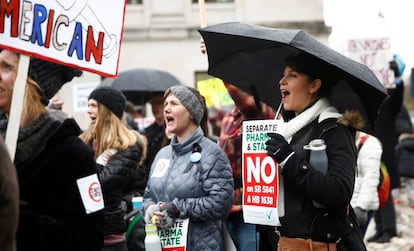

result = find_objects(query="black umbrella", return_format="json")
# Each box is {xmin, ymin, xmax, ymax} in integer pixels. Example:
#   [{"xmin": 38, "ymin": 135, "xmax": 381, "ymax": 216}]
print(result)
[
  {"xmin": 101, "ymin": 68, "xmax": 181, "ymax": 105},
  {"xmin": 198, "ymin": 22, "xmax": 388, "ymax": 132}
]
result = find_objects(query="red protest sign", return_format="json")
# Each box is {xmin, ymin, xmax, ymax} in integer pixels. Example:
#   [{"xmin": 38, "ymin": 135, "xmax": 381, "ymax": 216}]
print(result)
[
  {"xmin": 242, "ymin": 119, "xmax": 284, "ymax": 226},
  {"xmin": 243, "ymin": 152, "xmax": 278, "ymax": 208}
]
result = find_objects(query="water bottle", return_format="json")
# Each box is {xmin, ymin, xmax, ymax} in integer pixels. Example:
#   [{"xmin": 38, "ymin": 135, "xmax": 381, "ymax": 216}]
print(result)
[
  {"xmin": 144, "ymin": 224, "xmax": 162, "ymax": 251},
  {"xmin": 304, "ymin": 139, "xmax": 328, "ymax": 208},
  {"xmin": 307, "ymin": 139, "xmax": 328, "ymax": 175}
]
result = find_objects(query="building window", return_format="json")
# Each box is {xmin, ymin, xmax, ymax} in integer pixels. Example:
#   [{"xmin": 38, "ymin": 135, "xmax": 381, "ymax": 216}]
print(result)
[{"xmin": 127, "ymin": 0, "xmax": 142, "ymax": 4}]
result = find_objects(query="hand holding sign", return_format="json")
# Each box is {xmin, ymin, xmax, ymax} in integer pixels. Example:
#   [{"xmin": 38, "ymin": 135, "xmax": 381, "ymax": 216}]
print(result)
[
  {"xmin": 389, "ymin": 54, "xmax": 405, "ymax": 86},
  {"xmin": 158, "ymin": 202, "xmax": 180, "ymax": 229},
  {"xmin": 265, "ymin": 133, "xmax": 294, "ymax": 166},
  {"xmin": 242, "ymin": 119, "xmax": 285, "ymax": 226}
]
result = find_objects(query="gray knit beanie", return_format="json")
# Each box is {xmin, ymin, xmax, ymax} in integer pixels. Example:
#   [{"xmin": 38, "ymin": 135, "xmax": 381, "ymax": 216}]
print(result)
[
  {"xmin": 164, "ymin": 86, "xmax": 204, "ymax": 125},
  {"xmin": 89, "ymin": 86, "xmax": 126, "ymax": 119}
]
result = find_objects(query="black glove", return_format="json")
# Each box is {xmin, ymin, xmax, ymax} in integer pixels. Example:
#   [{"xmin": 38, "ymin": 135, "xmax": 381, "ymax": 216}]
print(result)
[
  {"xmin": 158, "ymin": 202, "xmax": 180, "ymax": 229},
  {"xmin": 389, "ymin": 60, "xmax": 401, "ymax": 77},
  {"xmin": 354, "ymin": 207, "xmax": 368, "ymax": 227},
  {"xmin": 265, "ymin": 133, "xmax": 293, "ymax": 164},
  {"xmin": 389, "ymin": 55, "xmax": 406, "ymax": 79},
  {"xmin": 159, "ymin": 202, "xmax": 180, "ymax": 218}
]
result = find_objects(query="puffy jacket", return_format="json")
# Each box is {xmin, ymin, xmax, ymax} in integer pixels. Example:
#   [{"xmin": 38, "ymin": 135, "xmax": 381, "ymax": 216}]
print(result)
[
  {"xmin": 351, "ymin": 132, "xmax": 382, "ymax": 211},
  {"xmin": 97, "ymin": 143, "xmax": 144, "ymax": 235},
  {"xmin": 143, "ymin": 127, "xmax": 234, "ymax": 251}
]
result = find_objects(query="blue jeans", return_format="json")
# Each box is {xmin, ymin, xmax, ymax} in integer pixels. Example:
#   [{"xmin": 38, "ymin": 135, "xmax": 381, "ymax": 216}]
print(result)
[{"xmin": 225, "ymin": 211, "xmax": 259, "ymax": 251}]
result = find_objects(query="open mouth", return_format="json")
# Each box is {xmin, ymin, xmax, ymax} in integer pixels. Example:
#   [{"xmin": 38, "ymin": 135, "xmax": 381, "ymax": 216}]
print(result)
[
  {"xmin": 281, "ymin": 90, "xmax": 290, "ymax": 99},
  {"xmin": 89, "ymin": 117, "xmax": 97, "ymax": 124},
  {"xmin": 165, "ymin": 115, "xmax": 174, "ymax": 124}
]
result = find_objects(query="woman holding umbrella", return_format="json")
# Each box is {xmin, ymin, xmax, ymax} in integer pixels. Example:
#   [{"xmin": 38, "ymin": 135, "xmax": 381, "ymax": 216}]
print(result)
[{"xmin": 265, "ymin": 52, "xmax": 367, "ymax": 250}]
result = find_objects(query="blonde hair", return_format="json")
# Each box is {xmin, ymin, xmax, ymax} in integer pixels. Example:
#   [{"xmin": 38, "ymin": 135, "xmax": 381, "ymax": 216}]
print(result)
[
  {"xmin": 21, "ymin": 78, "xmax": 47, "ymax": 123},
  {"xmin": 80, "ymin": 103, "xmax": 147, "ymax": 163}
]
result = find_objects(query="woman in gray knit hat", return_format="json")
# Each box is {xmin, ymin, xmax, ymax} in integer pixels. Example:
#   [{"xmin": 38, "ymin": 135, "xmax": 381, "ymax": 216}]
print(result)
[{"xmin": 142, "ymin": 85, "xmax": 234, "ymax": 251}]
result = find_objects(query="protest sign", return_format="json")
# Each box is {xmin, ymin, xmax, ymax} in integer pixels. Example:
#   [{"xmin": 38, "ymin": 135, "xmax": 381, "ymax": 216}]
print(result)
[
  {"xmin": 72, "ymin": 81, "xmax": 99, "ymax": 112},
  {"xmin": 242, "ymin": 119, "xmax": 284, "ymax": 226},
  {"xmin": 345, "ymin": 37, "xmax": 395, "ymax": 88},
  {"xmin": 0, "ymin": 0, "xmax": 125, "ymax": 77},
  {"xmin": 326, "ymin": 1, "xmax": 395, "ymax": 89},
  {"xmin": 158, "ymin": 218, "xmax": 189, "ymax": 251},
  {"xmin": 197, "ymin": 78, "xmax": 234, "ymax": 118}
]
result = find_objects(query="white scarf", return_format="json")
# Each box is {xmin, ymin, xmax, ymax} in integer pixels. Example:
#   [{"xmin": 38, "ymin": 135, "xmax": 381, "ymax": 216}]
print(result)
[
  {"xmin": 282, "ymin": 98, "xmax": 330, "ymax": 141},
  {"xmin": 278, "ymin": 98, "xmax": 340, "ymax": 218}
]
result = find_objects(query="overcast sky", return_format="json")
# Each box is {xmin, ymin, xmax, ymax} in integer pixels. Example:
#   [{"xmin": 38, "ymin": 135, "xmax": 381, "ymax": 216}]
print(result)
[{"xmin": 324, "ymin": 0, "xmax": 414, "ymax": 76}]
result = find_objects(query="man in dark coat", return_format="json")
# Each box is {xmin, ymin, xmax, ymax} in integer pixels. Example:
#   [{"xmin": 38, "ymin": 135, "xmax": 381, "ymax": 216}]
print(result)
[{"xmin": 143, "ymin": 92, "xmax": 170, "ymax": 176}]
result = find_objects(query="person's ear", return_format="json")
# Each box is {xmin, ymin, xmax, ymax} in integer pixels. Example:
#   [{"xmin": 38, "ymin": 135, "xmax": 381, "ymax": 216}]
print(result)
[{"xmin": 309, "ymin": 79, "xmax": 322, "ymax": 94}]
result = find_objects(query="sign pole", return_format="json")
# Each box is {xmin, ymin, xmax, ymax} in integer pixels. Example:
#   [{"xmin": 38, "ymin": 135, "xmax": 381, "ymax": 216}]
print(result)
[
  {"xmin": 5, "ymin": 54, "xmax": 29, "ymax": 161},
  {"xmin": 198, "ymin": 0, "xmax": 206, "ymax": 28}
]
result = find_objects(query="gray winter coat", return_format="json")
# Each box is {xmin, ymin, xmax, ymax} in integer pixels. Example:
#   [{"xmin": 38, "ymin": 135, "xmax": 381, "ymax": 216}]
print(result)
[{"xmin": 143, "ymin": 127, "xmax": 234, "ymax": 251}]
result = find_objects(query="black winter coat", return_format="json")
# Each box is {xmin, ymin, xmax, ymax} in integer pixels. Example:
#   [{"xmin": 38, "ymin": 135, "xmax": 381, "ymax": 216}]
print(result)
[
  {"xmin": 395, "ymin": 134, "xmax": 414, "ymax": 178},
  {"xmin": 6, "ymin": 115, "xmax": 105, "ymax": 251},
  {"xmin": 97, "ymin": 143, "xmax": 144, "ymax": 235},
  {"xmin": 0, "ymin": 136, "xmax": 18, "ymax": 251},
  {"xmin": 280, "ymin": 118, "xmax": 366, "ymax": 250},
  {"xmin": 375, "ymin": 83, "xmax": 404, "ymax": 189}
]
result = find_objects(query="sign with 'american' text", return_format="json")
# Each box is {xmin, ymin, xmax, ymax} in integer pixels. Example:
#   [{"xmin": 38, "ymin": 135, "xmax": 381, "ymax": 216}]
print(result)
[
  {"xmin": 242, "ymin": 119, "xmax": 284, "ymax": 226},
  {"xmin": 0, "ymin": 0, "xmax": 126, "ymax": 77}
]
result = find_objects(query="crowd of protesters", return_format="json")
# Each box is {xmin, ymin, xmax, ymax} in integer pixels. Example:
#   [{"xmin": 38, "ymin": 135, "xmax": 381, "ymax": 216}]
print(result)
[{"xmin": 1, "ymin": 32, "xmax": 413, "ymax": 251}]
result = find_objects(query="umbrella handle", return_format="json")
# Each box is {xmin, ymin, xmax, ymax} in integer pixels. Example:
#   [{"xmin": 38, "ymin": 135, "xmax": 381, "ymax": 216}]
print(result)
[{"xmin": 275, "ymin": 102, "xmax": 283, "ymax": 120}]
